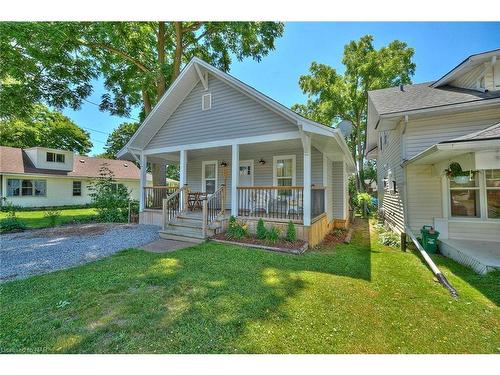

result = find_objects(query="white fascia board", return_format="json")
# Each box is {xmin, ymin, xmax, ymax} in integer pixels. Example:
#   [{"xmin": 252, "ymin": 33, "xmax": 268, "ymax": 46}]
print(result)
[{"xmin": 143, "ymin": 131, "xmax": 301, "ymax": 155}]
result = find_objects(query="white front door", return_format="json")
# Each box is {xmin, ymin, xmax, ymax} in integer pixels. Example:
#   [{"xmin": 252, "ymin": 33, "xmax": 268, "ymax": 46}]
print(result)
[{"xmin": 239, "ymin": 160, "xmax": 254, "ymax": 187}]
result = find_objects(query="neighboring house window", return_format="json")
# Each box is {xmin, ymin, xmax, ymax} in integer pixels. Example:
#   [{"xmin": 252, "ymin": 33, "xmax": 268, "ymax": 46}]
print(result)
[
  {"xmin": 392, "ymin": 180, "xmax": 398, "ymax": 193},
  {"xmin": 109, "ymin": 183, "xmax": 126, "ymax": 194},
  {"xmin": 449, "ymin": 172, "xmax": 480, "ymax": 218},
  {"xmin": 46, "ymin": 152, "xmax": 65, "ymax": 163},
  {"xmin": 202, "ymin": 161, "xmax": 217, "ymax": 194},
  {"xmin": 73, "ymin": 181, "xmax": 82, "ymax": 196},
  {"xmin": 7, "ymin": 179, "xmax": 46, "ymax": 197},
  {"xmin": 485, "ymin": 169, "xmax": 500, "ymax": 219}
]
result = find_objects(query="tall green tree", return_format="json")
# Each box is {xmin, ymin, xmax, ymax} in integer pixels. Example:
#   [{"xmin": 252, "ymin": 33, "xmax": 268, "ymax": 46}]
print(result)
[
  {"xmin": 100, "ymin": 121, "xmax": 180, "ymax": 181},
  {"xmin": 1, "ymin": 22, "xmax": 284, "ymax": 119},
  {"xmin": 0, "ymin": 104, "xmax": 92, "ymax": 154},
  {"xmin": 292, "ymin": 35, "xmax": 415, "ymax": 191},
  {"xmin": 100, "ymin": 122, "xmax": 140, "ymax": 159}
]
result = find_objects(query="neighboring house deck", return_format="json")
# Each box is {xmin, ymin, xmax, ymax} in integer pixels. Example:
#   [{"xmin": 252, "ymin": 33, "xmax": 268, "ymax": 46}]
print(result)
[
  {"xmin": 118, "ymin": 57, "xmax": 355, "ymax": 247},
  {"xmin": 0, "ymin": 146, "xmax": 142, "ymax": 207},
  {"xmin": 367, "ymin": 49, "xmax": 500, "ymax": 274}
]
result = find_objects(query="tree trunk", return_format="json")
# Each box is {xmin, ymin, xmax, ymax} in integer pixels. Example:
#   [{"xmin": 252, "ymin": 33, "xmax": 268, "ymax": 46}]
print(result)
[
  {"xmin": 142, "ymin": 88, "xmax": 152, "ymax": 115},
  {"xmin": 171, "ymin": 22, "xmax": 183, "ymax": 83},
  {"xmin": 156, "ymin": 22, "xmax": 167, "ymax": 101}
]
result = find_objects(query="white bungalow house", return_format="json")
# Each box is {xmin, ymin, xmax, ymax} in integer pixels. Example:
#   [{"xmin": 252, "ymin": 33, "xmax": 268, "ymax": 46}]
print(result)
[
  {"xmin": 367, "ymin": 49, "xmax": 500, "ymax": 274},
  {"xmin": 0, "ymin": 146, "xmax": 143, "ymax": 207},
  {"xmin": 118, "ymin": 57, "xmax": 355, "ymax": 246}
]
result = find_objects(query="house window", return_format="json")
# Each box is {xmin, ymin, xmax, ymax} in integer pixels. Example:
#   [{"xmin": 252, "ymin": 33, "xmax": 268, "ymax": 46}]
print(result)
[
  {"xmin": 109, "ymin": 183, "xmax": 126, "ymax": 194},
  {"xmin": 273, "ymin": 155, "xmax": 296, "ymax": 197},
  {"xmin": 7, "ymin": 179, "xmax": 46, "ymax": 197},
  {"xmin": 202, "ymin": 161, "xmax": 217, "ymax": 194},
  {"xmin": 202, "ymin": 93, "xmax": 212, "ymax": 111},
  {"xmin": 449, "ymin": 172, "xmax": 480, "ymax": 218},
  {"xmin": 485, "ymin": 169, "xmax": 500, "ymax": 219},
  {"xmin": 73, "ymin": 181, "xmax": 82, "ymax": 196},
  {"xmin": 7, "ymin": 179, "xmax": 20, "ymax": 196},
  {"xmin": 46, "ymin": 152, "xmax": 65, "ymax": 163}
]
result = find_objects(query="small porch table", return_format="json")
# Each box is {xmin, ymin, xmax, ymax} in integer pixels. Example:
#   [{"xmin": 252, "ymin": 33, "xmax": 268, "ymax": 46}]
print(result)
[{"xmin": 187, "ymin": 192, "xmax": 207, "ymax": 211}]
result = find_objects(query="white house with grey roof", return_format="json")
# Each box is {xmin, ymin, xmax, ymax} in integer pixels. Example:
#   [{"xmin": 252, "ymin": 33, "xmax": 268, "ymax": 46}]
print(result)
[
  {"xmin": 367, "ymin": 49, "xmax": 500, "ymax": 274},
  {"xmin": 118, "ymin": 57, "xmax": 355, "ymax": 247}
]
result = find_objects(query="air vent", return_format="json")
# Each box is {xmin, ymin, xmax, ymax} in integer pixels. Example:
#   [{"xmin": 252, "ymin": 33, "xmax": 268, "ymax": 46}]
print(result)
[
  {"xmin": 123, "ymin": 163, "xmax": 128, "ymax": 167},
  {"xmin": 79, "ymin": 159, "xmax": 85, "ymax": 163},
  {"xmin": 202, "ymin": 93, "xmax": 212, "ymax": 111}
]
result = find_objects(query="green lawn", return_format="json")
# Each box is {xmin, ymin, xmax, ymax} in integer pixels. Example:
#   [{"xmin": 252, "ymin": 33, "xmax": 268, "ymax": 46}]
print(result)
[
  {"xmin": 0, "ymin": 219, "xmax": 498, "ymax": 353},
  {"xmin": 0, "ymin": 208, "xmax": 98, "ymax": 229}
]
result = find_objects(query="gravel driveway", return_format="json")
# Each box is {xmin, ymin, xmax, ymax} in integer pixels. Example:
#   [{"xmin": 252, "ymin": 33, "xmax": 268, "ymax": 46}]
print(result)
[{"xmin": 0, "ymin": 224, "xmax": 160, "ymax": 282}]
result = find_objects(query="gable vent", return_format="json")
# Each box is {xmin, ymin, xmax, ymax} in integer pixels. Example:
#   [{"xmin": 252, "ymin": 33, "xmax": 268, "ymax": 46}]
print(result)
[{"xmin": 202, "ymin": 93, "xmax": 212, "ymax": 111}]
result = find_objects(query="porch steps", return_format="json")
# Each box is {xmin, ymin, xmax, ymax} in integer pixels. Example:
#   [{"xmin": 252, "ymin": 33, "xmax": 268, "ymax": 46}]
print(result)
[{"xmin": 160, "ymin": 214, "xmax": 215, "ymax": 242}]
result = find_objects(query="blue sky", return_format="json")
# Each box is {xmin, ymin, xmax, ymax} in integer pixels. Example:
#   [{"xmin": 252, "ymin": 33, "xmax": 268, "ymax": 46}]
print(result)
[{"xmin": 62, "ymin": 22, "xmax": 500, "ymax": 156}]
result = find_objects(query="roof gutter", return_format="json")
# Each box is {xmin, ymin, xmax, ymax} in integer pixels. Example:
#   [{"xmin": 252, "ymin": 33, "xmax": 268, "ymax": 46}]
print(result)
[{"xmin": 378, "ymin": 96, "xmax": 500, "ymax": 120}]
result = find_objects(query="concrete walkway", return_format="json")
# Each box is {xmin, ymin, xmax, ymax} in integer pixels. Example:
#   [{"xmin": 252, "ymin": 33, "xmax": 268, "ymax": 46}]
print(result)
[
  {"xmin": 138, "ymin": 239, "xmax": 195, "ymax": 253},
  {"xmin": 440, "ymin": 238, "xmax": 500, "ymax": 274}
]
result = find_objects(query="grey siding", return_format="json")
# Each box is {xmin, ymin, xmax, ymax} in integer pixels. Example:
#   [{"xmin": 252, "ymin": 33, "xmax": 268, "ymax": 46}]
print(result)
[
  {"xmin": 377, "ymin": 126, "xmax": 405, "ymax": 233},
  {"xmin": 405, "ymin": 107, "xmax": 500, "ymax": 159},
  {"xmin": 146, "ymin": 74, "xmax": 297, "ymax": 150},
  {"xmin": 332, "ymin": 161, "xmax": 346, "ymax": 219},
  {"xmin": 326, "ymin": 158, "xmax": 334, "ymax": 222}
]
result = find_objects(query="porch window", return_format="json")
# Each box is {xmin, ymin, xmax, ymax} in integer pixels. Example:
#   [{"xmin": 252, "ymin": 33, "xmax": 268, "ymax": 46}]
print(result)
[
  {"xmin": 449, "ymin": 172, "xmax": 480, "ymax": 218},
  {"xmin": 202, "ymin": 161, "xmax": 217, "ymax": 194},
  {"xmin": 273, "ymin": 155, "xmax": 296, "ymax": 197},
  {"xmin": 485, "ymin": 169, "xmax": 500, "ymax": 219}
]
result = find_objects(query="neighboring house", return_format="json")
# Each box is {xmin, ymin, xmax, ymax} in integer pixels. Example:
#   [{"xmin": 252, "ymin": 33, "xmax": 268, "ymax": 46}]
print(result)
[
  {"xmin": 118, "ymin": 57, "xmax": 355, "ymax": 246},
  {"xmin": 367, "ymin": 49, "xmax": 500, "ymax": 273},
  {"xmin": 0, "ymin": 146, "xmax": 142, "ymax": 207}
]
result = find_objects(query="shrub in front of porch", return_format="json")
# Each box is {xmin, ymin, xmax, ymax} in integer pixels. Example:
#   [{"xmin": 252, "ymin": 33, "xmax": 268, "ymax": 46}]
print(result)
[
  {"xmin": 226, "ymin": 216, "xmax": 249, "ymax": 240},
  {"xmin": 218, "ymin": 217, "xmax": 305, "ymax": 252}
]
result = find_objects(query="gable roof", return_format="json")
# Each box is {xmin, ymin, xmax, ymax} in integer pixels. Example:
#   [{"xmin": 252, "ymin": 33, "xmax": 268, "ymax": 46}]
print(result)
[
  {"xmin": 431, "ymin": 49, "xmax": 500, "ymax": 88},
  {"xmin": 368, "ymin": 82, "xmax": 500, "ymax": 116},
  {"xmin": 0, "ymin": 146, "xmax": 140, "ymax": 179},
  {"xmin": 117, "ymin": 57, "xmax": 354, "ymax": 170}
]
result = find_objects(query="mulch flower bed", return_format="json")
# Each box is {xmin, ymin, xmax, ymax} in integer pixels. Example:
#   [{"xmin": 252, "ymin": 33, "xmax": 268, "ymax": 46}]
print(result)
[
  {"xmin": 213, "ymin": 233, "xmax": 307, "ymax": 254},
  {"xmin": 317, "ymin": 228, "xmax": 348, "ymax": 248}
]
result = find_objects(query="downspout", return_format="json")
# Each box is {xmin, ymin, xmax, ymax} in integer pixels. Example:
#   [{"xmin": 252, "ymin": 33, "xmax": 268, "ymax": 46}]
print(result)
[{"xmin": 405, "ymin": 226, "xmax": 458, "ymax": 298}]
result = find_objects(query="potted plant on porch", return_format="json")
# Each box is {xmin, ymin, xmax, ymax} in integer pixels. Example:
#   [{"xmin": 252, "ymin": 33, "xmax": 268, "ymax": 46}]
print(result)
[{"xmin": 444, "ymin": 162, "xmax": 473, "ymax": 184}]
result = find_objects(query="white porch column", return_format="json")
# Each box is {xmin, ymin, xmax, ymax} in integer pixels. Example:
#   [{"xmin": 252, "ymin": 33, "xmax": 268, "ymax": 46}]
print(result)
[
  {"xmin": 302, "ymin": 134, "xmax": 312, "ymax": 226},
  {"xmin": 179, "ymin": 149, "xmax": 187, "ymax": 210},
  {"xmin": 231, "ymin": 144, "xmax": 239, "ymax": 217},
  {"xmin": 139, "ymin": 153, "xmax": 147, "ymax": 211}
]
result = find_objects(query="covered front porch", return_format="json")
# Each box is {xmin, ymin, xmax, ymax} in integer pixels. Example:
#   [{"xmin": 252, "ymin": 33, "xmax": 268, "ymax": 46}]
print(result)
[{"xmin": 140, "ymin": 136, "xmax": 331, "ymax": 224}]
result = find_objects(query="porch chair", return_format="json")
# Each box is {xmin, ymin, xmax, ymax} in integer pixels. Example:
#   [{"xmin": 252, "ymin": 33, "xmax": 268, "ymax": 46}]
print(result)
[
  {"xmin": 286, "ymin": 198, "xmax": 303, "ymax": 217},
  {"xmin": 249, "ymin": 190, "xmax": 270, "ymax": 215}
]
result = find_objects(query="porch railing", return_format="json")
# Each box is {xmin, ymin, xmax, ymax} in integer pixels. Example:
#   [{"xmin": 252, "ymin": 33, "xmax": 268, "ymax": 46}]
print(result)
[
  {"xmin": 311, "ymin": 186, "xmax": 326, "ymax": 218},
  {"xmin": 237, "ymin": 186, "xmax": 304, "ymax": 222},
  {"xmin": 162, "ymin": 185, "xmax": 188, "ymax": 230},
  {"xmin": 202, "ymin": 184, "xmax": 226, "ymax": 237},
  {"xmin": 144, "ymin": 186, "xmax": 177, "ymax": 209}
]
